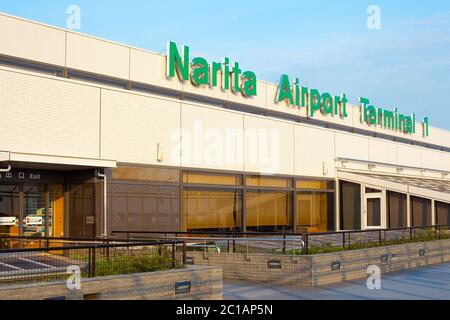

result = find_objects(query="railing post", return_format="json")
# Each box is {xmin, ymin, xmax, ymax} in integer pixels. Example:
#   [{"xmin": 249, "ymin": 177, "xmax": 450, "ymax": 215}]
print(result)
[
  {"xmin": 343, "ymin": 232, "xmax": 346, "ymax": 250},
  {"xmin": 379, "ymin": 230, "xmax": 382, "ymax": 246},
  {"xmin": 88, "ymin": 248, "xmax": 92, "ymax": 277},
  {"xmin": 282, "ymin": 234, "xmax": 286, "ymax": 254},
  {"xmin": 172, "ymin": 242, "xmax": 176, "ymax": 268},
  {"xmin": 182, "ymin": 241, "xmax": 186, "ymax": 266},
  {"xmin": 304, "ymin": 234, "xmax": 309, "ymax": 255},
  {"xmin": 410, "ymin": 227, "xmax": 413, "ymax": 240},
  {"xmin": 92, "ymin": 246, "xmax": 96, "ymax": 278},
  {"xmin": 104, "ymin": 239, "xmax": 109, "ymax": 262}
]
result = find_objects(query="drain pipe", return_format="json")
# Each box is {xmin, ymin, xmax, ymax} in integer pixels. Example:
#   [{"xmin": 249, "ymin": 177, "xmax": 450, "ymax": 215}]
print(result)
[
  {"xmin": 0, "ymin": 164, "xmax": 11, "ymax": 173},
  {"xmin": 96, "ymin": 170, "xmax": 108, "ymax": 238}
]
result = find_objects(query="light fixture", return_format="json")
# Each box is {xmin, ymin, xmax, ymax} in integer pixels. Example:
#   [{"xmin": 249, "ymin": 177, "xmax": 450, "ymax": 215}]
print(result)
[
  {"xmin": 322, "ymin": 162, "xmax": 329, "ymax": 175},
  {"xmin": 157, "ymin": 143, "xmax": 164, "ymax": 163}
]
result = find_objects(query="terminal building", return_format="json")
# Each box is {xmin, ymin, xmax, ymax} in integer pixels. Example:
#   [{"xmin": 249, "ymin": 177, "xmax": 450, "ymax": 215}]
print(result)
[{"xmin": 0, "ymin": 12, "xmax": 448, "ymax": 238}]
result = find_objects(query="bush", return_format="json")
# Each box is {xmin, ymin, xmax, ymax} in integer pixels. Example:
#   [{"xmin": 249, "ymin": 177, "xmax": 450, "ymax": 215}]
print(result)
[{"xmin": 93, "ymin": 254, "xmax": 179, "ymax": 277}]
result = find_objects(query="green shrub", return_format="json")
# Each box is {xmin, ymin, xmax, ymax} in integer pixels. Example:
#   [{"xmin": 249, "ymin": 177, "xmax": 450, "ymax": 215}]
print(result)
[{"xmin": 92, "ymin": 254, "xmax": 179, "ymax": 277}]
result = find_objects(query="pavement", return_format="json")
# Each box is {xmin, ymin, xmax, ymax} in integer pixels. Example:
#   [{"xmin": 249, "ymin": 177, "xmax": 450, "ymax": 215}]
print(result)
[{"xmin": 224, "ymin": 262, "xmax": 450, "ymax": 300}]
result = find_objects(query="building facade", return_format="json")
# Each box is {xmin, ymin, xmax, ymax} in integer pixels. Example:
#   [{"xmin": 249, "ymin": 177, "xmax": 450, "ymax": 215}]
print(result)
[{"xmin": 0, "ymin": 13, "xmax": 449, "ymax": 238}]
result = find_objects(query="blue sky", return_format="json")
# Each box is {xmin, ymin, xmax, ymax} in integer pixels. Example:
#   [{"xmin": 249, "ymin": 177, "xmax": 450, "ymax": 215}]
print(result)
[{"xmin": 1, "ymin": 1, "xmax": 449, "ymax": 130}]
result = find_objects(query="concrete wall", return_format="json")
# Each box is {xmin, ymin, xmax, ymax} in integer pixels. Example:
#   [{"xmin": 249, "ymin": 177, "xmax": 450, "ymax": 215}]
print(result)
[
  {"xmin": 187, "ymin": 239, "xmax": 450, "ymax": 288},
  {"xmin": 311, "ymin": 239, "xmax": 450, "ymax": 286},
  {"xmin": 0, "ymin": 64, "xmax": 449, "ymax": 179},
  {"xmin": 0, "ymin": 68, "xmax": 101, "ymax": 159},
  {"xmin": 0, "ymin": 265, "xmax": 223, "ymax": 300},
  {"xmin": 188, "ymin": 252, "xmax": 312, "ymax": 287}
]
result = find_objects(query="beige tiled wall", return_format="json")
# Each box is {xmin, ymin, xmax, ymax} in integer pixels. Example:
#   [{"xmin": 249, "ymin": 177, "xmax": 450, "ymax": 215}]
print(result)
[
  {"xmin": 100, "ymin": 89, "xmax": 181, "ymax": 166},
  {"xmin": 66, "ymin": 33, "xmax": 130, "ymax": 79},
  {"xmin": 0, "ymin": 68, "xmax": 100, "ymax": 159}
]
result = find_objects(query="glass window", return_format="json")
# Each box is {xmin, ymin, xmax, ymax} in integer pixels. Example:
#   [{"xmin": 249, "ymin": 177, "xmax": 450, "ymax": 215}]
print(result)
[
  {"xmin": 23, "ymin": 185, "xmax": 47, "ymax": 237},
  {"xmin": 340, "ymin": 181, "xmax": 361, "ymax": 230},
  {"xmin": 411, "ymin": 196, "xmax": 432, "ymax": 227},
  {"xmin": 297, "ymin": 180, "xmax": 334, "ymax": 190},
  {"xmin": 436, "ymin": 201, "xmax": 450, "ymax": 226},
  {"xmin": 366, "ymin": 187, "xmax": 382, "ymax": 194},
  {"xmin": 297, "ymin": 192, "xmax": 334, "ymax": 233},
  {"xmin": 366, "ymin": 197, "xmax": 381, "ymax": 227},
  {"xmin": 49, "ymin": 185, "xmax": 64, "ymax": 238},
  {"xmin": 0, "ymin": 185, "xmax": 20, "ymax": 236},
  {"xmin": 111, "ymin": 167, "xmax": 180, "ymax": 183},
  {"xmin": 183, "ymin": 189, "xmax": 241, "ymax": 232},
  {"xmin": 109, "ymin": 184, "xmax": 180, "ymax": 232},
  {"xmin": 183, "ymin": 172, "xmax": 241, "ymax": 186},
  {"xmin": 246, "ymin": 176, "xmax": 291, "ymax": 188},
  {"xmin": 387, "ymin": 191, "xmax": 407, "ymax": 228},
  {"xmin": 246, "ymin": 191, "xmax": 291, "ymax": 232}
]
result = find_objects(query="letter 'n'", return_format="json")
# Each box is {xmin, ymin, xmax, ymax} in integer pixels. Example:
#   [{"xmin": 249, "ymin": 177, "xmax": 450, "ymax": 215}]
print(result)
[{"xmin": 167, "ymin": 41, "xmax": 189, "ymax": 80}]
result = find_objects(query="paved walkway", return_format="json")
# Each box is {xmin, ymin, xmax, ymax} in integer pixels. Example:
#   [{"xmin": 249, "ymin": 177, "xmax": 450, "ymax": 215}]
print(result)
[{"xmin": 224, "ymin": 263, "xmax": 450, "ymax": 300}]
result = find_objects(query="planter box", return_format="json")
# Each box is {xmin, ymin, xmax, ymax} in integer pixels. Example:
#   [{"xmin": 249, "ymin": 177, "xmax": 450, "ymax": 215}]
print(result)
[
  {"xmin": 187, "ymin": 239, "xmax": 450, "ymax": 287},
  {"xmin": 0, "ymin": 265, "xmax": 223, "ymax": 300}
]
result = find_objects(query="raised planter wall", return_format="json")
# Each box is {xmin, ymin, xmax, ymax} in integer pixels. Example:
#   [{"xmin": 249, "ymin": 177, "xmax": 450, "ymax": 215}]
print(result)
[
  {"xmin": 0, "ymin": 265, "xmax": 223, "ymax": 300},
  {"xmin": 187, "ymin": 239, "xmax": 450, "ymax": 287}
]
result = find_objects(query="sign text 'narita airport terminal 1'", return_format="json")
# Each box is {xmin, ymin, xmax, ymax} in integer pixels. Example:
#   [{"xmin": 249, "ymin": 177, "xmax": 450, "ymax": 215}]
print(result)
[{"xmin": 167, "ymin": 41, "xmax": 430, "ymax": 137}]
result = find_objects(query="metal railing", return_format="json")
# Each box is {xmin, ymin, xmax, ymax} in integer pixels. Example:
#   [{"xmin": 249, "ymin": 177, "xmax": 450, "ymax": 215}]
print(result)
[
  {"xmin": 179, "ymin": 236, "xmax": 305, "ymax": 256},
  {"xmin": 0, "ymin": 237, "xmax": 185, "ymax": 286},
  {"xmin": 113, "ymin": 224, "xmax": 450, "ymax": 255}
]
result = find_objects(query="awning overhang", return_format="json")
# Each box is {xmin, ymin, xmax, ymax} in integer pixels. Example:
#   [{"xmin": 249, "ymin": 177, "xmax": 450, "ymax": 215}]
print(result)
[
  {"xmin": 0, "ymin": 151, "xmax": 117, "ymax": 171},
  {"xmin": 338, "ymin": 171, "xmax": 450, "ymax": 203}
]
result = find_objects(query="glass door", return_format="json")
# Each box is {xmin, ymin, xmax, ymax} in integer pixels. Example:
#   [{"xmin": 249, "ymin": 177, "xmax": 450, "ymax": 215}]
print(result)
[{"xmin": 364, "ymin": 187, "xmax": 383, "ymax": 229}]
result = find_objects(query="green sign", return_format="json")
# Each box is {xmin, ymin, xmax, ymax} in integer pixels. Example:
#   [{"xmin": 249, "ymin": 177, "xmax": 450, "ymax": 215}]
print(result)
[
  {"xmin": 166, "ymin": 41, "xmax": 430, "ymax": 137},
  {"xmin": 277, "ymin": 74, "xmax": 349, "ymax": 119},
  {"xmin": 166, "ymin": 41, "xmax": 257, "ymax": 97}
]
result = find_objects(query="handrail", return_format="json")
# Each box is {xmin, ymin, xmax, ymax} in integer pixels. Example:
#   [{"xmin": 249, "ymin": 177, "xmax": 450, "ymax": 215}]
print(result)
[
  {"xmin": 163, "ymin": 236, "xmax": 305, "ymax": 257},
  {"xmin": 0, "ymin": 240, "xmax": 184, "ymax": 254},
  {"xmin": 112, "ymin": 224, "xmax": 450, "ymax": 238}
]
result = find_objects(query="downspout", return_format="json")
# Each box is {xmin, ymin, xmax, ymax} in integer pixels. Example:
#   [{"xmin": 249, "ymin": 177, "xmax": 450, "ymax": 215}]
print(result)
[
  {"xmin": 96, "ymin": 170, "xmax": 108, "ymax": 238},
  {"xmin": 0, "ymin": 152, "xmax": 11, "ymax": 173},
  {"xmin": 0, "ymin": 164, "xmax": 11, "ymax": 173}
]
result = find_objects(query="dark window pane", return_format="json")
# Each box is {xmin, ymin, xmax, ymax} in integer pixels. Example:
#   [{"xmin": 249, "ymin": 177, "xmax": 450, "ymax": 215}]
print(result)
[
  {"xmin": 366, "ymin": 188, "xmax": 382, "ymax": 194},
  {"xmin": 69, "ymin": 184, "xmax": 96, "ymax": 239},
  {"xmin": 340, "ymin": 181, "xmax": 361, "ymax": 230},
  {"xmin": 387, "ymin": 191, "xmax": 407, "ymax": 228},
  {"xmin": 109, "ymin": 183, "xmax": 180, "ymax": 232},
  {"xmin": 367, "ymin": 198, "xmax": 381, "ymax": 227},
  {"xmin": 436, "ymin": 201, "xmax": 450, "ymax": 226},
  {"xmin": 411, "ymin": 196, "xmax": 432, "ymax": 227}
]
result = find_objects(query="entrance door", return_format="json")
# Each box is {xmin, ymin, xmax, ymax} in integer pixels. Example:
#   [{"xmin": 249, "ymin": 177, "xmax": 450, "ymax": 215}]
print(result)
[
  {"xmin": 363, "ymin": 188, "xmax": 383, "ymax": 229},
  {"xmin": 69, "ymin": 184, "xmax": 96, "ymax": 238}
]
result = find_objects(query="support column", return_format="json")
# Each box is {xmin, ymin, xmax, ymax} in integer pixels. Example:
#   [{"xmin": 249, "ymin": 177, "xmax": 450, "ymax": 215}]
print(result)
[{"xmin": 407, "ymin": 194, "xmax": 411, "ymax": 228}]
